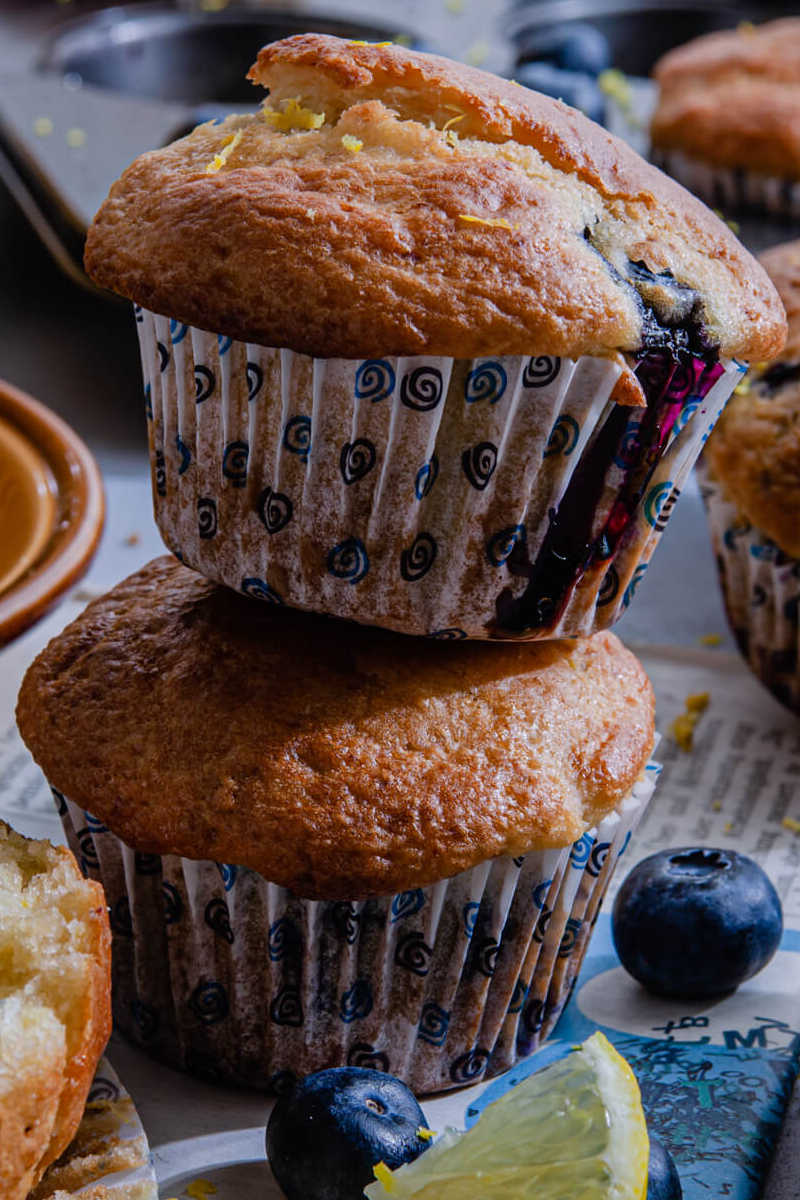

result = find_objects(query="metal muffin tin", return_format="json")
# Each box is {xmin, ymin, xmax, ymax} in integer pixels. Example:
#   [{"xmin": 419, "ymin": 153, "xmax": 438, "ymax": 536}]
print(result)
[
  {"xmin": 507, "ymin": 0, "xmax": 786, "ymax": 74},
  {"xmin": 35, "ymin": 2, "xmax": 424, "ymax": 103},
  {"xmin": 0, "ymin": 3, "xmax": 424, "ymax": 290}
]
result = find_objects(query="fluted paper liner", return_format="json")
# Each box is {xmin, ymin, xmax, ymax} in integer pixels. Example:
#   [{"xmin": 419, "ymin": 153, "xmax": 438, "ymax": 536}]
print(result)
[
  {"xmin": 55, "ymin": 761, "xmax": 659, "ymax": 1095},
  {"xmin": 653, "ymin": 149, "xmax": 800, "ymax": 219},
  {"xmin": 137, "ymin": 306, "xmax": 743, "ymax": 639},
  {"xmin": 701, "ymin": 465, "xmax": 800, "ymax": 713}
]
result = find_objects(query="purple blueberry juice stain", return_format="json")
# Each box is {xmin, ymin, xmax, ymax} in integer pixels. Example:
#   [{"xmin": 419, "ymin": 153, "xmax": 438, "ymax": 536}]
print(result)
[{"xmin": 494, "ymin": 258, "xmax": 727, "ymax": 635}]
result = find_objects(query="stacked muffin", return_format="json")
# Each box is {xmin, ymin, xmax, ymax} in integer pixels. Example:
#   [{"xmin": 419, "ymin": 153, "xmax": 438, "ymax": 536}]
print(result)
[{"xmin": 17, "ymin": 37, "xmax": 784, "ymax": 1094}]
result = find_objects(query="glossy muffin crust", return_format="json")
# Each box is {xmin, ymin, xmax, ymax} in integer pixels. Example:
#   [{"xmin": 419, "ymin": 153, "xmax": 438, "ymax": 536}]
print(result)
[
  {"xmin": 652, "ymin": 18, "xmax": 800, "ymax": 179},
  {"xmin": 17, "ymin": 557, "xmax": 655, "ymax": 899},
  {"xmin": 706, "ymin": 239, "xmax": 800, "ymax": 557},
  {"xmin": 84, "ymin": 35, "xmax": 784, "ymax": 364}
]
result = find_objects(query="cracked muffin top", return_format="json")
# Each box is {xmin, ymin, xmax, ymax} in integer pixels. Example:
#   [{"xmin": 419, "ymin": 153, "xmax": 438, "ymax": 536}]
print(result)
[
  {"xmin": 652, "ymin": 19, "xmax": 800, "ymax": 179},
  {"xmin": 706, "ymin": 239, "xmax": 800, "ymax": 557},
  {"xmin": 84, "ymin": 34, "xmax": 784, "ymax": 369},
  {"xmin": 16, "ymin": 557, "xmax": 655, "ymax": 900}
]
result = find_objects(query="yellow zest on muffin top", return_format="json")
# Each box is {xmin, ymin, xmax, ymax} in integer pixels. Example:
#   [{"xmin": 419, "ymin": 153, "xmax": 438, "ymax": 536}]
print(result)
[
  {"xmin": 204, "ymin": 129, "xmax": 243, "ymax": 174},
  {"xmin": 262, "ymin": 97, "xmax": 326, "ymax": 131},
  {"xmin": 83, "ymin": 34, "xmax": 785, "ymax": 364}
]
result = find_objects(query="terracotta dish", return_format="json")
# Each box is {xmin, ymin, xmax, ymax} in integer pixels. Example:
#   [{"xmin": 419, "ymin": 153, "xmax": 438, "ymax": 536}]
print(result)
[{"xmin": 0, "ymin": 380, "xmax": 104, "ymax": 643}]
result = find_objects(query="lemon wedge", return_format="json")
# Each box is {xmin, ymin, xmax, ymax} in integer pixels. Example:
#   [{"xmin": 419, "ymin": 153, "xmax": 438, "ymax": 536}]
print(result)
[{"xmin": 364, "ymin": 1033, "xmax": 649, "ymax": 1200}]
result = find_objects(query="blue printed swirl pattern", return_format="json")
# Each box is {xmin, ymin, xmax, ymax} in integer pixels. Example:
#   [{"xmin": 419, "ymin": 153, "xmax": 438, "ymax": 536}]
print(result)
[
  {"xmin": 328, "ymin": 538, "xmax": 369, "ymax": 584},
  {"xmin": 464, "ymin": 362, "xmax": 507, "ymax": 405}
]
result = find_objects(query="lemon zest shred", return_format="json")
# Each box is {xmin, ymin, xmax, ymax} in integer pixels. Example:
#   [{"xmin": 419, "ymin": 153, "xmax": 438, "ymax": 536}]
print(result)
[
  {"xmin": 699, "ymin": 633, "xmax": 722, "ymax": 646},
  {"xmin": 446, "ymin": 129, "xmax": 460, "ymax": 148},
  {"xmin": 458, "ymin": 214, "xmax": 518, "ymax": 231},
  {"xmin": 204, "ymin": 129, "xmax": 243, "ymax": 174},
  {"xmin": 373, "ymin": 1161, "xmax": 395, "ymax": 1191},
  {"xmin": 466, "ymin": 39, "xmax": 489, "ymax": 67},
  {"xmin": 341, "ymin": 134, "xmax": 364, "ymax": 152},
  {"xmin": 263, "ymin": 98, "xmax": 325, "ymax": 132},
  {"xmin": 669, "ymin": 691, "xmax": 710, "ymax": 752},
  {"xmin": 186, "ymin": 1181, "xmax": 218, "ymax": 1200},
  {"xmin": 783, "ymin": 816, "xmax": 800, "ymax": 835},
  {"xmin": 417, "ymin": 1126, "xmax": 436, "ymax": 1141},
  {"xmin": 442, "ymin": 113, "xmax": 465, "ymax": 132},
  {"xmin": 598, "ymin": 68, "xmax": 633, "ymax": 110},
  {"xmin": 723, "ymin": 821, "xmax": 734, "ymax": 834},
  {"xmin": 670, "ymin": 712, "xmax": 695, "ymax": 752},
  {"xmin": 349, "ymin": 40, "xmax": 393, "ymax": 46}
]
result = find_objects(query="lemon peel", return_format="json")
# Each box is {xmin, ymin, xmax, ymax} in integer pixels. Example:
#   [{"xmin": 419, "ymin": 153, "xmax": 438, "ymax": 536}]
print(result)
[
  {"xmin": 366, "ymin": 1033, "xmax": 649, "ymax": 1200},
  {"xmin": 341, "ymin": 134, "xmax": 364, "ymax": 152}
]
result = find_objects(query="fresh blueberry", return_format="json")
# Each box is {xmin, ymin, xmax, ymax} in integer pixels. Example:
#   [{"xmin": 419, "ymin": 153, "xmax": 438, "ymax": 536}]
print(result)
[
  {"xmin": 612, "ymin": 848, "xmax": 783, "ymax": 999},
  {"xmin": 266, "ymin": 1066, "xmax": 430, "ymax": 1200},
  {"xmin": 514, "ymin": 23, "xmax": 612, "ymax": 77},
  {"xmin": 648, "ymin": 1136, "xmax": 682, "ymax": 1200},
  {"xmin": 514, "ymin": 63, "xmax": 605, "ymax": 125}
]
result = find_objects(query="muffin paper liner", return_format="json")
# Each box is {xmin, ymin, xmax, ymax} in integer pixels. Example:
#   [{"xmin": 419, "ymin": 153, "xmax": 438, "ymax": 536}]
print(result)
[
  {"xmin": 700, "ymin": 464, "xmax": 800, "ymax": 713},
  {"xmin": 54, "ymin": 760, "xmax": 659, "ymax": 1095},
  {"xmin": 137, "ymin": 307, "xmax": 743, "ymax": 639},
  {"xmin": 653, "ymin": 149, "xmax": 800, "ymax": 219}
]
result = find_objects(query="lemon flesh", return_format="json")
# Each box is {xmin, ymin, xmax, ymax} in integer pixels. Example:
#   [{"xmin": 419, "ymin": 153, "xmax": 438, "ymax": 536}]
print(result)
[{"xmin": 364, "ymin": 1032, "xmax": 649, "ymax": 1200}]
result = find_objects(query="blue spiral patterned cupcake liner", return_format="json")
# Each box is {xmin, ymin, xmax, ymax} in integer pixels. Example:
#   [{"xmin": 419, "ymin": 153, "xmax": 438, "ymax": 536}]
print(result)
[
  {"xmin": 55, "ymin": 762, "xmax": 659, "ymax": 1095},
  {"xmin": 653, "ymin": 149, "xmax": 800, "ymax": 219},
  {"xmin": 701, "ymin": 465, "xmax": 800, "ymax": 712},
  {"xmin": 136, "ymin": 308, "xmax": 743, "ymax": 639}
]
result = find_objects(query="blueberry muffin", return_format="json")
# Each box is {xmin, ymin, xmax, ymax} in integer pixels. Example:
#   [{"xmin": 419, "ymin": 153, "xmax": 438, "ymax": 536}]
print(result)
[
  {"xmin": 84, "ymin": 35, "xmax": 783, "ymax": 640},
  {"xmin": 652, "ymin": 18, "xmax": 800, "ymax": 215},
  {"xmin": 17, "ymin": 556, "xmax": 658, "ymax": 1092},
  {"xmin": 702, "ymin": 239, "xmax": 800, "ymax": 712}
]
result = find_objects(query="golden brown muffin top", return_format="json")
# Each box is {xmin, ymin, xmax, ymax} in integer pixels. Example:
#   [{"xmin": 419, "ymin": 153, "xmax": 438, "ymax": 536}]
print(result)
[
  {"xmin": 706, "ymin": 239, "xmax": 800, "ymax": 557},
  {"xmin": 16, "ymin": 558, "xmax": 654, "ymax": 900},
  {"xmin": 84, "ymin": 35, "xmax": 784, "ymax": 366},
  {"xmin": 652, "ymin": 19, "xmax": 800, "ymax": 178}
]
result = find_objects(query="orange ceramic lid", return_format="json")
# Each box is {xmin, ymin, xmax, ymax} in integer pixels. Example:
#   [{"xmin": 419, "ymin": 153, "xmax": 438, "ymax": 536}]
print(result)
[
  {"xmin": 0, "ymin": 380, "xmax": 104, "ymax": 643},
  {"xmin": 0, "ymin": 414, "xmax": 58, "ymax": 595}
]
